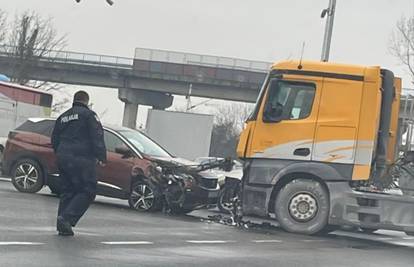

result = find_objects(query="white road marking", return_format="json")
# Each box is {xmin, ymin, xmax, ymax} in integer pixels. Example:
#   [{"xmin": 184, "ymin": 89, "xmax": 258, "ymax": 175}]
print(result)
[
  {"xmin": 0, "ymin": 242, "xmax": 43, "ymax": 246},
  {"xmin": 101, "ymin": 241, "xmax": 154, "ymax": 245},
  {"xmin": 186, "ymin": 240, "xmax": 233, "ymax": 244},
  {"xmin": 301, "ymin": 239, "xmax": 326, "ymax": 242},
  {"xmin": 403, "ymin": 236, "xmax": 414, "ymax": 240},
  {"xmin": 253, "ymin": 240, "xmax": 283, "ymax": 243},
  {"xmin": 76, "ymin": 231, "xmax": 103, "ymax": 237},
  {"xmin": 0, "ymin": 177, "xmax": 11, "ymax": 182}
]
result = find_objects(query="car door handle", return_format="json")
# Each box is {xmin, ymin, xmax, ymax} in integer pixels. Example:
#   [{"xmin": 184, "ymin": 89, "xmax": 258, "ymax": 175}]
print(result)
[{"xmin": 294, "ymin": 148, "xmax": 310, "ymax": 157}]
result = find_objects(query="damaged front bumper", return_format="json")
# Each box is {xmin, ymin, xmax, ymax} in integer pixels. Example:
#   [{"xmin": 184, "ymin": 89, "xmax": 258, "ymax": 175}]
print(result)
[{"xmin": 181, "ymin": 183, "xmax": 220, "ymax": 210}]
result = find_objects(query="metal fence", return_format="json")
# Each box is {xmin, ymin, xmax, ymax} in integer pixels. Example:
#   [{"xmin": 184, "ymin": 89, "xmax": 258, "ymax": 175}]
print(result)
[
  {"xmin": 134, "ymin": 47, "xmax": 272, "ymax": 72},
  {"xmin": 0, "ymin": 45, "xmax": 272, "ymax": 72},
  {"xmin": 0, "ymin": 45, "xmax": 133, "ymax": 69}
]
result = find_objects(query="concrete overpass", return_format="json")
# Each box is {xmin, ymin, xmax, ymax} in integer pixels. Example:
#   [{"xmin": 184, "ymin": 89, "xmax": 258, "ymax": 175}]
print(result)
[
  {"xmin": 1, "ymin": 45, "xmax": 414, "ymax": 128},
  {"xmin": 0, "ymin": 45, "xmax": 270, "ymax": 128}
]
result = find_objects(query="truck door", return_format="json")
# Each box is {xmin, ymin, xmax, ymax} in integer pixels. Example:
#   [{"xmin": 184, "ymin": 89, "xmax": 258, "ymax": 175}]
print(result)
[
  {"xmin": 248, "ymin": 77, "xmax": 322, "ymax": 162},
  {"xmin": 241, "ymin": 77, "xmax": 322, "ymax": 217}
]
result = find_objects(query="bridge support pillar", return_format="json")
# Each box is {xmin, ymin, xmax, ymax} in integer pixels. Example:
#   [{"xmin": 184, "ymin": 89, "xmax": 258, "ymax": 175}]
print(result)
[
  {"xmin": 118, "ymin": 88, "xmax": 173, "ymax": 129},
  {"xmin": 122, "ymin": 102, "xmax": 139, "ymax": 129}
]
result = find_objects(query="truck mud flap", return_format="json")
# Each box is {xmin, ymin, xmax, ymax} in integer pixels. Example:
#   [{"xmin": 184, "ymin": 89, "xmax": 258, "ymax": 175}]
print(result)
[{"xmin": 328, "ymin": 182, "xmax": 414, "ymax": 232}]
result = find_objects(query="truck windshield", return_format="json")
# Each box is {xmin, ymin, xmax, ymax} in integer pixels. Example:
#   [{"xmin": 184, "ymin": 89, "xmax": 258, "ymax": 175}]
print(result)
[{"xmin": 118, "ymin": 129, "xmax": 172, "ymax": 158}]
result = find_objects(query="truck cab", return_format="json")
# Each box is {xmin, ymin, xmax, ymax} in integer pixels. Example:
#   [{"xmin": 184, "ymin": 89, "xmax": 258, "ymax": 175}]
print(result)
[{"xmin": 236, "ymin": 60, "xmax": 414, "ymax": 235}]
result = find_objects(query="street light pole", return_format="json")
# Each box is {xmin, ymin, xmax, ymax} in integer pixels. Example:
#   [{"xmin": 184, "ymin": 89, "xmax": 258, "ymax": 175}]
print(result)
[{"xmin": 321, "ymin": 0, "xmax": 337, "ymax": 62}]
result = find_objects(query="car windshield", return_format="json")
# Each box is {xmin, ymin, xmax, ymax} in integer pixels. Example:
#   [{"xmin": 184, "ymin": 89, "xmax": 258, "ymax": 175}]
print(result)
[{"xmin": 118, "ymin": 129, "xmax": 172, "ymax": 158}]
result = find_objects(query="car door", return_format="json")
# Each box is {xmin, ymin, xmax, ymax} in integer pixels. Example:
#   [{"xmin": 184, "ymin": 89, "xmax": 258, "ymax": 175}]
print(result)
[{"xmin": 97, "ymin": 129, "xmax": 135, "ymax": 194}]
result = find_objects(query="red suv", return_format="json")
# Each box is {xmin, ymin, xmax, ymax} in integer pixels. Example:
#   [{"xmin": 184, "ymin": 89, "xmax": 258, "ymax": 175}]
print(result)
[{"xmin": 1, "ymin": 118, "xmax": 220, "ymax": 213}]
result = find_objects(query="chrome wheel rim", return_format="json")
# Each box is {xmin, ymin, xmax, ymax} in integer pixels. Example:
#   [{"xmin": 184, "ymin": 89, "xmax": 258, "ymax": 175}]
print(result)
[
  {"xmin": 14, "ymin": 163, "xmax": 39, "ymax": 190},
  {"xmin": 288, "ymin": 193, "xmax": 318, "ymax": 222},
  {"xmin": 130, "ymin": 184, "xmax": 154, "ymax": 210}
]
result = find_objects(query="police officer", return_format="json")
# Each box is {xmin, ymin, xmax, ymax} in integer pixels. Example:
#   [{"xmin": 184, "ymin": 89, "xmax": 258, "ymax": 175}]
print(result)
[{"xmin": 51, "ymin": 91, "xmax": 106, "ymax": 236}]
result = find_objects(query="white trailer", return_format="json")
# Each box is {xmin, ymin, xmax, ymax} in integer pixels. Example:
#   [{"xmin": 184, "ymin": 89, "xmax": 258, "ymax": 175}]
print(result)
[{"xmin": 145, "ymin": 110, "xmax": 214, "ymax": 160}]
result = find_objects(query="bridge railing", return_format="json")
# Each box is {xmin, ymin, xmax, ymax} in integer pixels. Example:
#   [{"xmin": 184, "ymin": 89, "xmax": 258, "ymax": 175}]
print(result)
[
  {"xmin": 0, "ymin": 45, "xmax": 134, "ymax": 69},
  {"xmin": 0, "ymin": 44, "xmax": 272, "ymax": 73},
  {"xmin": 134, "ymin": 47, "xmax": 272, "ymax": 72}
]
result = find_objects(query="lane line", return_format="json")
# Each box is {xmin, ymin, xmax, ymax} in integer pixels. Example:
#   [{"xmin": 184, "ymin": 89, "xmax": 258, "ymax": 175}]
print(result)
[
  {"xmin": 186, "ymin": 240, "xmax": 233, "ymax": 244},
  {"xmin": 403, "ymin": 237, "xmax": 414, "ymax": 240},
  {"xmin": 301, "ymin": 239, "xmax": 326, "ymax": 242},
  {"xmin": 253, "ymin": 240, "xmax": 283, "ymax": 243},
  {"xmin": 0, "ymin": 242, "xmax": 44, "ymax": 246},
  {"xmin": 76, "ymin": 231, "xmax": 103, "ymax": 237},
  {"xmin": 101, "ymin": 241, "xmax": 153, "ymax": 245}
]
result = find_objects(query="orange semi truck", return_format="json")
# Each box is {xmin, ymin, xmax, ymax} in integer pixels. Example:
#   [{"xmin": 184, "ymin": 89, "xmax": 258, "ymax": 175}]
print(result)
[{"xmin": 235, "ymin": 60, "xmax": 414, "ymax": 235}]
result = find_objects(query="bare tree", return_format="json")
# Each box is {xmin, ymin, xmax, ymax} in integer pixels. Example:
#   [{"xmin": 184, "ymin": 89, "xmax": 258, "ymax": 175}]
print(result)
[
  {"xmin": 0, "ymin": 10, "xmax": 68, "ymax": 111},
  {"xmin": 0, "ymin": 10, "xmax": 7, "ymax": 43},
  {"xmin": 6, "ymin": 11, "xmax": 66, "ymax": 87},
  {"xmin": 210, "ymin": 103, "xmax": 253, "ymax": 158},
  {"xmin": 389, "ymin": 16, "xmax": 414, "ymax": 84}
]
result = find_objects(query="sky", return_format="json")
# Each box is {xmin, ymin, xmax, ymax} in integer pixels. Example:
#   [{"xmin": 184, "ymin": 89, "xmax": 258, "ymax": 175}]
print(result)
[{"xmin": 1, "ymin": 0, "xmax": 414, "ymax": 126}]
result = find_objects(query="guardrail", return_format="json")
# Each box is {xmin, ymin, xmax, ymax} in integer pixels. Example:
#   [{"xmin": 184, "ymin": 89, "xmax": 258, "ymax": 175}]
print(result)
[
  {"xmin": 135, "ymin": 47, "xmax": 272, "ymax": 72},
  {"xmin": 0, "ymin": 45, "xmax": 133, "ymax": 69},
  {"xmin": 0, "ymin": 45, "xmax": 272, "ymax": 72}
]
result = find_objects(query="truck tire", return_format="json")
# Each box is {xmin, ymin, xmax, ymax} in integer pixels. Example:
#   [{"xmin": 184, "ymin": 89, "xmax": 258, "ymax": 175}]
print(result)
[
  {"xmin": 11, "ymin": 158, "xmax": 44, "ymax": 193},
  {"xmin": 128, "ymin": 180, "xmax": 163, "ymax": 212},
  {"xmin": 275, "ymin": 179, "xmax": 329, "ymax": 235}
]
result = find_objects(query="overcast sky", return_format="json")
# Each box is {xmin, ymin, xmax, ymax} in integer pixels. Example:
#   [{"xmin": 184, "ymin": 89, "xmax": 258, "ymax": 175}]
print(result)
[{"xmin": 2, "ymin": 0, "xmax": 414, "ymax": 125}]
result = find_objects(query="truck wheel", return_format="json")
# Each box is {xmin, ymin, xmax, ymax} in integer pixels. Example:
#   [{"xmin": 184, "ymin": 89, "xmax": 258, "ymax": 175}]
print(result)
[
  {"xmin": 11, "ymin": 159, "xmax": 44, "ymax": 193},
  {"xmin": 275, "ymin": 179, "xmax": 329, "ymax": 235},
  {"xmin": 128, "ymin": 181, "xmax": 162, "ymax": 212},
  {"xmin": 317, "ymin": 225, "xmax": 340, "ymax": 235}
]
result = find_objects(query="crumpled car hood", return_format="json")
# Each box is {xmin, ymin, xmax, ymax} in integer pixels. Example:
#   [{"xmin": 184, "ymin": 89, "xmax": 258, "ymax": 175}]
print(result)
[{"xmin": 150, "ymin": 156, "xmax": 219, "ymax": 179}]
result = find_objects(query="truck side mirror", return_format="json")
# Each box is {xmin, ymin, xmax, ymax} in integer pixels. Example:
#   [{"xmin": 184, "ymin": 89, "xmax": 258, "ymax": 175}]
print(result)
[{"xmin": 263, "ymin": 102, "xmax": 284, "ymax": 122}]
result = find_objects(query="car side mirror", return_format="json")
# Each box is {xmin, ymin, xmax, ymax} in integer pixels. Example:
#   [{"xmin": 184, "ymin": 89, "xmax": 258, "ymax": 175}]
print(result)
[{"xmin": 115, "ymin": 146, "xmax": 134, "ymax": 158}]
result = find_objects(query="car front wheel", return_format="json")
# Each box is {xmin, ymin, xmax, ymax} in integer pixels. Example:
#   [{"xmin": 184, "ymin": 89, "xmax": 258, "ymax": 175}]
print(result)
[
  {"xmin": 128, "ymin": 181, "xmax": 162, "ymax": 212},
  {"xmin": 11, "ymin": 159, "xmax": 44, "ymax": 193}
]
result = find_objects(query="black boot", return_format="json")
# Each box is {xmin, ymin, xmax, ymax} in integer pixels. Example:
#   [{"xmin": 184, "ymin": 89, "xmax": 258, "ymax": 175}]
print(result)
[{"xmin": 57, "ymin": 216, "xmax": 74, "ymax": 236}]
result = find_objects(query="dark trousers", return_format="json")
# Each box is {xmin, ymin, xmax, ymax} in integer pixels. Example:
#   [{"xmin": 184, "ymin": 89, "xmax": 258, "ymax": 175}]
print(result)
[{"xmin": 57, "ymin": 154, "xmax": 97, "ymax": 226}]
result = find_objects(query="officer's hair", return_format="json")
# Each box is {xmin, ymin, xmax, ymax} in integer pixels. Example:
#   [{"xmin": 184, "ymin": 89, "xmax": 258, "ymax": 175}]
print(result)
[{"xmin": 74, "ymin": 91, "xmax": 89, "ymax": 103}]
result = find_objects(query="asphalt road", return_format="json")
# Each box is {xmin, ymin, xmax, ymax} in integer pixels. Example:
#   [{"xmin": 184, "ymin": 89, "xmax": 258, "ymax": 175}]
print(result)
[{"xmin": 1, "ymin": 177, "xmax": 414, "ymax": 267}]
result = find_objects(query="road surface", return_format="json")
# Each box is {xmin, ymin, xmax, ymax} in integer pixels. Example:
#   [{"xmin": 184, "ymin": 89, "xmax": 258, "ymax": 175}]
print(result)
[{"xmin": 0, "ymin": 177, "xmax": 413, "ymax": 267}]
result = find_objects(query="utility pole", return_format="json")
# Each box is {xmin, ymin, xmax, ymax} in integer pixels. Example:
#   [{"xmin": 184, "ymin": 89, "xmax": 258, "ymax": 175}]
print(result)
[
  {"xmin": 321, "ymin": 0, "xmax": 337, "ymax": 62},
  {"xmin": 186, "ymin": 83, "xmax": 193, "ymax": 112}
]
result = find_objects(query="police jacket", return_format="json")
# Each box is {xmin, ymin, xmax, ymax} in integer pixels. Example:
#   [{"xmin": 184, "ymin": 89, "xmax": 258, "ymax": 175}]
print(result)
[{"xmin": 51, "ymin": 102, "xmax": 107, "ymax": 163}]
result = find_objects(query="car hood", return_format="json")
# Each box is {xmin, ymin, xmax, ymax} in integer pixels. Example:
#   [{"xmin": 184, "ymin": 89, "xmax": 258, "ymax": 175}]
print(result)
[
  {"xmin": 150, "ymin": 156, "xmax": 219, "ymax": 179},
  {"xmin": 150, "ymin": 156, "xmax": 197, "ymax": 167}
]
